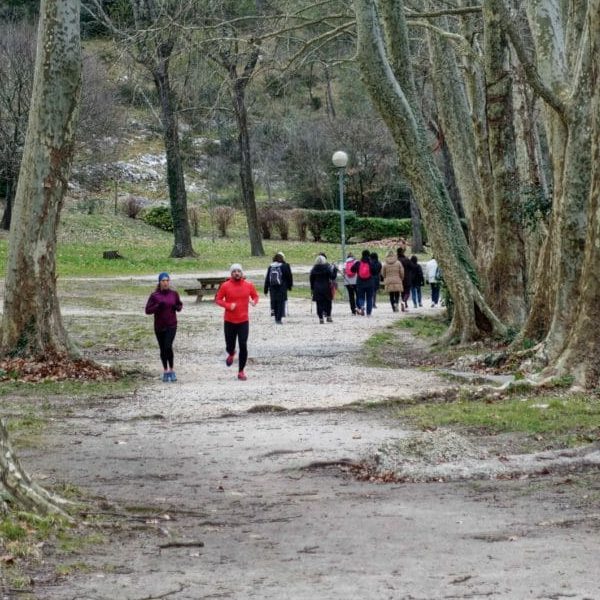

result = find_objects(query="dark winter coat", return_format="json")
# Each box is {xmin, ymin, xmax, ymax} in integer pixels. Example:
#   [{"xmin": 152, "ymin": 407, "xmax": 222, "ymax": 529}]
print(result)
[
  {"xmin": 398, "ymin": 254, "xmax": 415, "ymax": 289},
  {"xmin": 310, "ymin": 263, "xmax": 335, "ymax": 298},
  {"xmin": 412, "ymin": 263, "xmax": 425, "ymax": 288},
  {"xmin": 264, "ymin": 261, "xmax": 293, "ymax": 294}
]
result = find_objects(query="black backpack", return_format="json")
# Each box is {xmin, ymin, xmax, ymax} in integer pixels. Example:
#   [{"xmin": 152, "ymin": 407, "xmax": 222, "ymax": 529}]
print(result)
[{"xmin": 269, "ymin": 264, "xmax": 283, "ymax": 286}]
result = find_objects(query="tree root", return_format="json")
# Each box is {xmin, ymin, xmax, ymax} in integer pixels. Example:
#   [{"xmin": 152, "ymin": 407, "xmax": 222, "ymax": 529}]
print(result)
[{"xmin": 0, "ymin": 419, "xmax": 73, "ymax": 520}]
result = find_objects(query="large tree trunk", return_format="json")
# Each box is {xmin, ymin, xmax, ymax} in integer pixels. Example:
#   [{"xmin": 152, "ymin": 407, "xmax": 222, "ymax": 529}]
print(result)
[
  {"xmin": 409, "ymin": 194, "xmax": 423, "ymax": 253},
  {"xmin": 229, "ymin": 50, "xmax": 264, "ymax": 257},
  {"xmin": 0, "ymin": 176, "xmax": 14, "ymax": 230},
  {"xmin": 506, "ymin": 2, "xmax": 592, "ymax": 366},
  {"xmin": 495, "ymin": 0, "xmax": 599, "ymax": 386},
  {"xmin": 354, "ymin": 0, "xmax": 506, "ymax": 342},
  {"xmin": 0, "ymin": 0, "xmax": 81, "ymax": 358},
  {"xmin": 512, "ymin": 65, "xmax": 550, "ymax": 298},
  {"xmin": 540, "ymin": 0, "xmax": 600, "ymax": 386},
  {"xmin": 152, "ymin": 42, "xmax": 196, "ymax": 258},
  {"xmin": 425, "ymin": 13, "xmax": 492, "ymax": 273},
  {"xmin": 0, "ymin": 0, "xmax": 80, "ymax": 517},
  {"xmin": 125, "ymin": 0, "xmax": 195, "ymax": 258},
  {"xmin": 482, "ymin": 0, "xmax": 527, "ymax": 327}
]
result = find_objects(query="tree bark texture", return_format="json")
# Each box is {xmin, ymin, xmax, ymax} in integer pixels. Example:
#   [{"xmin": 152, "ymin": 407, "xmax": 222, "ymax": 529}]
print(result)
[
  {"xmin": 482, "ymin": 0, "xmax": 527, "ymax": 327},
  {"xmin": 0, "ymin": 419, "xmax": 69, "ymax": 516},
  {"xmin": 545, "ymin": 0, "xmax": 600, "ymax": 386},
  {"xmin": 229, "ymin": 49, "xmax": 264, "ymax": 257},
  {"xmin": 151, "ymin": 42, "xmax": 196, "ymax": 258},
  {"xmin": 425, "ymin": 11, "xmax": 493, "ymax": 276},
  {"xmin": 0, "ymin": 0, "xmax": 81, "ymax": 357},
  {"xmin": 355, "ymin": 0, "xmax": 506, "ymax": 342},
  {"xmin": 409, "ymin": 194, "xmax": 423, "ymax": 253},
  {"xmin": 0, "ymin": 178, "xmax": 14, "ymax": 230},
  {"xmin": 128, "ymin": 0, "xmax": 195, "ymax": 258},
  {"xmin": 512, "ymin": 1, "xmax": 592, "ymax": 366}
]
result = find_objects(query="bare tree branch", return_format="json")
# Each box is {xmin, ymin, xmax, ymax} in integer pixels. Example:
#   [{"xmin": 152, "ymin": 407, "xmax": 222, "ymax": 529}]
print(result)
[
  {"xmin": 491, "ymin": 0, "xmax": 566, "ymax": 117},
  {"xmin": 409, "ymin": 19, "xmax": 480, "ymax": 62},
  {"xmin": 405, "ymin": 5, "xmax": 483, "ymax": 19}
]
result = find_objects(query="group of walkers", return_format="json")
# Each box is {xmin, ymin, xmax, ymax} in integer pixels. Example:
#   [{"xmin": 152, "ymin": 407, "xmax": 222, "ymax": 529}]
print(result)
[
  {"xmin": 144, "ymin": 250, "xmax": 442, "ymax": 382},
  {"xmin": 341, "ymin": 248, "xmax": 441, "ymax": 315}
]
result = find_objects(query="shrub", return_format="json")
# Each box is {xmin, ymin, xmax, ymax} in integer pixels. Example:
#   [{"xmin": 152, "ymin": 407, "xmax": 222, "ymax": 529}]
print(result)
[
  {"xmin": 143, "ymin": 205, "xmax": 173, "ymax": 232},
  {"xmin": 349, "ymin": 217, "xmax": 412, "ymax": 242},
  {"xmin": 188, "ymin": 206, "xmax": 201, "ymax": 236},
  {"xmin": 292, "ymin": 209, "xmax": 308, "ymax": 241},
  {"xmin": 258, "ymin": 206, "xmax": 278, "ymax": 240},
  {"xmin": 322, "ymin": 213, "xmax": 358, "ymax": 242},
  {"xmin": 274, "ymin": 212, "xmax": 289, "ymax": 240},
  {"xmin": 301, "ymin": 210, "xmax": 412, "ymax": 243},
  {"xmin": 123, "ymin": 195, "xmax": 144, "ymax": 219},
  {"xmin": 306, "ymin": 210, "xmax": 341, "ymax": 242},
  {"xmin": 213, "ymin": 206, "xmax": 235, "ymax": 237},
  {"xmin": 305, "ymin": 210, "xmax": 358, "ymax": 242},
  {"xmin": 76, "ymin": 197, "xmax": 104, "ymax": 215}
]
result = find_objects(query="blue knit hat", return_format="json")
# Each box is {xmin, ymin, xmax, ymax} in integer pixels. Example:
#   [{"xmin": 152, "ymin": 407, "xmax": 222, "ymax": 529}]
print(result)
[{"xmin": 158, "ymin": 272, "xmax": 170, "ymax": 282}]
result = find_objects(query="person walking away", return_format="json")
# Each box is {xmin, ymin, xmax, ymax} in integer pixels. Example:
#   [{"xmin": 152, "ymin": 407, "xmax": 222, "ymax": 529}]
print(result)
[
  {"xmin": 425, "ymin": 256, "xmax": 441, "ymax": 307},
  {"xmin": 310, "ymin": 255, "xmax": 335, "ymax": 323},
  {"xmin": 352, "ymin": 249, "xmax": 374, "ymax": 316},
  {"xmin": 215, "ymin": 263, "xmax": 259, "ymax": 380},
  {"xmin": 318, "ymin": 252, "xmax": 339, "ymax": 300},
  {"xmin": 264, "ymin": 252, "xmax": 292, "ymax": 324},
  {"xmin": 381, "ymin": 250, "xmax": 404, "ymax": 311},
  {"xmin": 343, "ymin": 253, "xmax": 358, "ymax": 314},
  {"xmin": 145, "ymin": 272, "xmax": 183, "ymax": 382},
  {"xmin": 370, "ymin": 252, "xmax": 382, "ymax": 308},
  {"xmin": 410, "ymin": 255, "xmax": 425, "ymax": 308},
  {"xmin": 397, "ymin": 247, "xmax": 414, "ymax": 311}
]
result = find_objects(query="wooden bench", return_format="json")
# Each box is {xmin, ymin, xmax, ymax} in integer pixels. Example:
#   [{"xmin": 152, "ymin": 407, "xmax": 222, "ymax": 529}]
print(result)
[{"xmin": 184, "ymin": 276, "xmax": 227, "ymax": 303}]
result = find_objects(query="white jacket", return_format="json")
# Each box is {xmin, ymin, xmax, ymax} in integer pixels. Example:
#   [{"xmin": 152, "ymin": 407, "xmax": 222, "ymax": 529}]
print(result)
[{"xmin": 425, "ymin": 258, "xmax": 439, "ymax": 283}]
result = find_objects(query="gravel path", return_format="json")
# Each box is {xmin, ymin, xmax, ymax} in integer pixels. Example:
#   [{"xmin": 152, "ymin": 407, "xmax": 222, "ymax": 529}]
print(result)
[{"xmin": 16, "ymin": 286, "xmax": 600, "ymax": 599}]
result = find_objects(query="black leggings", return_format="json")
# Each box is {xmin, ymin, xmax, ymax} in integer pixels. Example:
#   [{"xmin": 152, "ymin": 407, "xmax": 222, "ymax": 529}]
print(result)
[
  {"xmin": 155, "ymin": 327, "xmax": 177, "ymax": 370},
  {"xmin": 389, "ymin": 291, "xmax": 400, "ymax": 308},
  {"xmin": 224, "ymin": 321, "xmax": 249, "ymax": 372}
]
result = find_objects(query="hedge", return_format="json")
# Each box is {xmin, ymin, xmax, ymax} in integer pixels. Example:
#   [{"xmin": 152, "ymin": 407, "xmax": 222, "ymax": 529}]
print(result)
[{"xmin": 303, "ymin": 209, "xmax": 411, "ymax": 242}]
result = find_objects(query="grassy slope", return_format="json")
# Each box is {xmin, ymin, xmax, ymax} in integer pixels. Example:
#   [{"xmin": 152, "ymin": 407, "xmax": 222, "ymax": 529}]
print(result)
[{"xmin": 0, "ymin": 209, "xmax": 408, "ymax": 277}]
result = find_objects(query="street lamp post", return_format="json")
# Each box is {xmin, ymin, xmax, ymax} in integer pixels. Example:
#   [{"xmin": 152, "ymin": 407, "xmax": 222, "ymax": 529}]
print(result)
[{"xmin": 332, "ymin": 151, "xmax": 349, "ymax": 267}]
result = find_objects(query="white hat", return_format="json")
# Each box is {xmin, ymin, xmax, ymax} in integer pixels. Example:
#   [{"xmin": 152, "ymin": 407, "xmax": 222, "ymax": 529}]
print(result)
[
  {"xmin": 276, "ymin": 251, "xmax": 285, "ymax": 259},
  {"xmin": 230, "ymin": 263, "xmax": 243, "ymax": 273}
]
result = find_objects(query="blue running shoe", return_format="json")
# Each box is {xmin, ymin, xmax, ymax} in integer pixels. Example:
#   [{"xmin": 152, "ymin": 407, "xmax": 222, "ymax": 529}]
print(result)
[{"xmin": 169, "ymin": 372, "xmax": 177, "ymax": 382}]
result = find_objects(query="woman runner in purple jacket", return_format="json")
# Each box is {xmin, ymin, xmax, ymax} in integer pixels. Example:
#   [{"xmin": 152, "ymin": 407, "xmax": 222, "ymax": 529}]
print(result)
[{"xmin": 145, "ymin": 272, "xmax": 183, "ymax": 382}]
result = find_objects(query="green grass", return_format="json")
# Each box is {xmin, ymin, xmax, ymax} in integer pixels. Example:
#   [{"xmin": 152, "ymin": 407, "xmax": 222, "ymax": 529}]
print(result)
[
  {"xmin": 56, "ymin": 530, "xmax": 107, "ymax": 553},
  {"xmin": 0, "ymin": 210, "xmax": 413, "ymax": 278},
  {"xmin": 393, "ymin": 315, "xmax": 447, "ymax": 338},
  {"xmin": 64, "ymin": 316, "xmax": 154, "ymax": 350},
  {"xmin": 399, "ymin": 394, "xmax": 600, "ymax": 439},
  {"xmin": 365, "ymin": 331, "xmax": 396, "ymax": 348},
  {"xmin": 0, "ymin": 519, "xmax": 28, "ymax": 541}
]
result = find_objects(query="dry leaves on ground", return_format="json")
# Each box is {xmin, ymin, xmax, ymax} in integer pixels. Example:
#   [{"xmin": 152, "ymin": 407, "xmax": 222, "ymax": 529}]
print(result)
[{"xmin": 0, "ymin": 357, "xmax": 117, "ymax": 382}]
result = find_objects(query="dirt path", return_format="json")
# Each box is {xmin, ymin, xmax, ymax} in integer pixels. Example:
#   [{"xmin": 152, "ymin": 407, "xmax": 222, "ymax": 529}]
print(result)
[{"xmin": 15, "ymin": 292, "xmax": 600, "ymax": 599}]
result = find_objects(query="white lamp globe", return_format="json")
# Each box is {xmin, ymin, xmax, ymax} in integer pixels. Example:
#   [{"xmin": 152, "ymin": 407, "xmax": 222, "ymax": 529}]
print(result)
[{"xmin": 332, "ymin": 150, "xmax": 348, "ymax": 168}]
